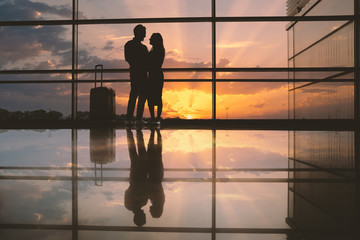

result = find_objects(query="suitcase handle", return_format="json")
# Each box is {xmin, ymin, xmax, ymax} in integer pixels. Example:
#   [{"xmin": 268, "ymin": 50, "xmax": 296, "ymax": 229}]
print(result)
[
  {"xmin": 95, "ymin": 162, "xmax": 103, "ymax": 186},
  {"xmin": 95, "ymin": 64, "xmax": 103, "ymax": 88}
]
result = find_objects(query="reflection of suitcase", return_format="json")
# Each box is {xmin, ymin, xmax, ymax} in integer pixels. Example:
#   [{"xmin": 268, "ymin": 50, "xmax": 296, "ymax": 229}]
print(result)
[
  {"xmin": 90, "ymin": 128, "xmax": 116, "ymax": 186},
  {"xmin": 90, "ymin": 128, "xmax": 116, "ymax": 165},
  {"xmin": 90, "ymin": 65, "xmax": 116, "ymax": 121}
]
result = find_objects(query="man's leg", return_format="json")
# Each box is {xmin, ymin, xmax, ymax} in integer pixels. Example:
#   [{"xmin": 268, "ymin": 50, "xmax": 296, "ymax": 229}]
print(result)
[
  {"xmin": 136, "ymin": 92, "xmax": 146, "ymax": 120},
  {"xmin": 126, "ymin": 83, "xmax": 139, "ymax": 120}
]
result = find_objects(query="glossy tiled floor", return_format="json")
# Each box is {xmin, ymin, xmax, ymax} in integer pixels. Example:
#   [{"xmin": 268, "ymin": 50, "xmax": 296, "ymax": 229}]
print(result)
[{"xmin": 0, "ymin": 129, "xmax": 358, "ymax": 240}]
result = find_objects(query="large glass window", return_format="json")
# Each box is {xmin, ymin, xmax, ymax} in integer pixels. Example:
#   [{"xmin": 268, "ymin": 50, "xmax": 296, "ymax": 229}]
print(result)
[{"xmin": 0, "ymin": 0, "xmax": 357, "ymax": 120}]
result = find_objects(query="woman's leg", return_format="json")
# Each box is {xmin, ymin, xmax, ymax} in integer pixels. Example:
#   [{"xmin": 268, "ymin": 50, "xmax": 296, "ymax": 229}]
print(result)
[
  {"xmin": 156, "ymin": 101, "xmax": 163, "ymax": 120},
  {"xmin": 149, "ymin": 102, "xmax": 155, "ymax": 120}
]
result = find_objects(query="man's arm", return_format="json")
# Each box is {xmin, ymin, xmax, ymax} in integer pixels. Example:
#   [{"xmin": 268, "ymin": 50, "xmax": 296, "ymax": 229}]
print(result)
[{"xmin": 124, "ymin": 41, "xmax": 133, "ymax": 65}]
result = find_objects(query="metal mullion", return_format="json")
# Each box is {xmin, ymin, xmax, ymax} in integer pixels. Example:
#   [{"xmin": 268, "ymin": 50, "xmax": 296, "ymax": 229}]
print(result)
[
  {"xmin": 211, "ymin": 1, "xmax": 216, "ymax": 239},
  {"xmin": 0, "ymin": 67, "xmax": 354, "ymax": 75},
  {"xmin": 71, "ymin": 0, "xmax": 79, "ymax": 121},
  {"xmin": 0, "ymin": 15, "xmax": 355, "ymax": 27},
  {"xmin": 0, "ymin": 79, "xmax": 355, "ymax": 84},
  {"xmin": 355, "ymin": 128, "xmax": 360, "ymax": 229},
  {"xmin": 215, "ymin": 67, "xmax": 354, "ymax": 72},
  {"xmin": 355, "ymin": 0, "xmax": 360, "ymax": 120},
  {"xmin": 71, "ymin": 2, "xmax": 78, "ymax": 240},
  {"xmin": 212, "ymin": 129, "xmax": 216, "ymax": 240},
  {"xmin": 355, "ymin": 0, "xmax": 360, "ymax": 223},
  {"xmin": 71, "ymin": 128, "xmax": 78, "ymax": 240},
  {"xmin": 0, "ymin": 175, "xmax": 351, "ymax": 183},
  {"xmin": 1, "ymin": 166, "xmax": 354, "ymax": 172},
  {"xmin": 0, "ymin": 223, "xmax": 291, "ymax": 234},
  {"xmin": 212, "ymin": 0, "xmax": 216, "ymax": 121}
]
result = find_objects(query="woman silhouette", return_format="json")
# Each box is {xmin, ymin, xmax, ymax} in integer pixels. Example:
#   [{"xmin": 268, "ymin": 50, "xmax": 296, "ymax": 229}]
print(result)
[{"xmin": 148, "ymin": 33, "xmax": 165, "ymax": 124}]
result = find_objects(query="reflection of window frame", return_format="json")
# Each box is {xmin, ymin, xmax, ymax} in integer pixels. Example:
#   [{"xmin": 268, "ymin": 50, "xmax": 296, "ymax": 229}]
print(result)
[{"xmin": 0, "ymin": 0, "xmax": 357, "ymax": 120}]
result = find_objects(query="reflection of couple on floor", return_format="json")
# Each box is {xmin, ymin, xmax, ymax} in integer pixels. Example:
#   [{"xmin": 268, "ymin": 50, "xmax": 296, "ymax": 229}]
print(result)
[
  {"xmin": 125, "ymin": 24, "xmax": 165, "ymax": 125},
  {"xmin": 124, "ymin": 128, "xmax": 165, "ymax": 227}
]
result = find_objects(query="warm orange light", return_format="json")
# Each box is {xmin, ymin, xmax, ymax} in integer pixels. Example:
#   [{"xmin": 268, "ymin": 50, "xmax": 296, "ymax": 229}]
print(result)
[{"xmin": 162, "ymin": 88, "xmax": 212, "ymax": 119}]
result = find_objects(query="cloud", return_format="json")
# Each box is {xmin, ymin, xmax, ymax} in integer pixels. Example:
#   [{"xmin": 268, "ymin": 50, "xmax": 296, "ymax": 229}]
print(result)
[
  {"xmin": 217, "ymin": 41, "xmax": 258, "ymax": 49},
  {"xmin": 249, "ymin": 100, "xmax": 268, "ymax": 109},
  {"xmin": 103, "ymin": 41, "xmax": 115, "ymax": 51},
  {"xmin": 0, "ymin": 25, "xmax": 71, "ymax": 69},
  {"xmin": 217, "ymin": 58, "xmax": 231, "ymax": 67},
  {"xmin": 0, "ymin": 0, "xmax": 72, "ymax": 21},
  {"xmin": 0, "ymin": 181, "xmax": 71, "ymax": 224}
]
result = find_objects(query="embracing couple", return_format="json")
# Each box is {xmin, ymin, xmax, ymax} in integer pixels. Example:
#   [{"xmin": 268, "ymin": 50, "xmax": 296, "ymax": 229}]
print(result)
[{"xmin": 125, "ymin": 24, "xmax": 165, "ymax": 126}]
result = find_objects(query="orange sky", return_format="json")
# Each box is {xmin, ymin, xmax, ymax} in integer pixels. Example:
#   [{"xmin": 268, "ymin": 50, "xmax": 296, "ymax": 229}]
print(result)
[
  {"xmin": 73, "ymin": 0, "xmax": 289, "ymax": 119},
  {"xmin": 0, "ymin": 0, "xmax": 294, "ymax": 119}
]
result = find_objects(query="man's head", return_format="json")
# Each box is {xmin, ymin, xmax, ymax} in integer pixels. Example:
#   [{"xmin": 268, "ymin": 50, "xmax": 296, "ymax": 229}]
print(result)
[
  {"xmin": 133, "ymin": 24, "xmax": 146, "ymax": 41},
  {"xmin": 133, "ymin": 209, "xmax": 146, "ymax": 227}
]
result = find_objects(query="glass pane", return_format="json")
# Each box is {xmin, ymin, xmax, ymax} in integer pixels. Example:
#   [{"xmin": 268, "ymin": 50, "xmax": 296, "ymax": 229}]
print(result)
[
  {"xmin": 306, "ymin": 0, "xmax": 354, "ymax": 16},
  {"xmin": 0, "ymin": 0, "xmax": 72, "ymax": 21},
  {"xmin": 162, "ymin": 129, "xmax": 212, "ymax": 177},
  {"xmin": 216, "ymin": 82, "xmax": 288, "ymax": 119},
  {"xmin": 163, "ymin": 82, "xmax": 212, "ymax": 119},
  {"xmin": 217, "ymin": 0, "xmax": 287, "ymax": 16},
  {"xmin": 293, "ymin": 82, "xmax": 354, "ymax": 119},
  {"xmin": 216, "ymin": 182, "xmax": 288, "ymax": 228},
  {"xmin": 79, "ymin": 0, "xmax": 211, "ymax": 19},
  {"xmin": 0, "ymin": 130, "xmax": 71, "ymax": 168},
  {"xmin": 293, "ymin": 131, "xmax": 354, "ymax": 171},
  {"xmin": 0, "ymin": 84, "xmax": 71, "ymax": 119},
  {"xmin": 217, "ymin": 22, "xmax": 288, "ymax": 67},
  {"xmin": 0, "ymin": 180, "xmax": 72, "ymax": 224},
  {"xmin": 0, "ymin": 73, "xmax": 72, "ymax": 82},
  {"xmin": 216, "ymin": 130, "xmax": 288, "ymax": 170},
  {"xmin": 293, "ymin": 21, "xmax": 353, "ymax": 63},
  {"xmin": 78, "ymin": 23, "xmax": 211, "ymax": 70},
  {"xmin": 0, "ymin": 26, "xmax": 72, "ymax": 70}
]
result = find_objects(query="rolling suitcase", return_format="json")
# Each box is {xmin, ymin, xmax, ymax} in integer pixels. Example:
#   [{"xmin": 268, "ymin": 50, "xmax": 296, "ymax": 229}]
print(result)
[{"xmin": 90, "ymin": 65, "xmax": 116, "ymax": 121}]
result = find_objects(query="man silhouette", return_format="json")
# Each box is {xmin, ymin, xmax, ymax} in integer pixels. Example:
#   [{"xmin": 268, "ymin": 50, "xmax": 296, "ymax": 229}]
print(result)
[
  {"xmin": 124, "ymin": 129, "xmax": 148, "ymax": 226},
  {"xmin": 124, "ymin": 129, "xmax": 165, "ymax": 226},
  {"xmin": 125, "ymin": 24, "xmax": 149, "ymax": 125}
]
